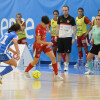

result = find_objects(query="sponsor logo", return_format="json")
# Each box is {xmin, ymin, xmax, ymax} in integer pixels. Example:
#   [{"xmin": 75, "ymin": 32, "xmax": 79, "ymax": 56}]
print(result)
[{"xmin": 67, "ymin": 20, "xmax": 70, "ymax": 23}]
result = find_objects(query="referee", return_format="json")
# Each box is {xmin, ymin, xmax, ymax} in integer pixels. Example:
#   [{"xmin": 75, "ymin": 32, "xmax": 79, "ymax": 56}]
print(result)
[{"xmin": 55, "ymin": 5, "xmax": 76, "ymax": 71}]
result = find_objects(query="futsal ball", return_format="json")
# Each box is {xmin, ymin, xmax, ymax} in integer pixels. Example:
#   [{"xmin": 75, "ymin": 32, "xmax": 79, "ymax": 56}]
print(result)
[{"xmin": 32, "ymin": 70, "xmax": 41, "ymax": 79}]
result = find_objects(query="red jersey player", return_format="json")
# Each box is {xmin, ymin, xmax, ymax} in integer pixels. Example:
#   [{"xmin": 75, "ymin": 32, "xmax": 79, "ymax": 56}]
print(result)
[{"xmin": 25, "ymin": 16, "xmax": 63, "ymax": 80}]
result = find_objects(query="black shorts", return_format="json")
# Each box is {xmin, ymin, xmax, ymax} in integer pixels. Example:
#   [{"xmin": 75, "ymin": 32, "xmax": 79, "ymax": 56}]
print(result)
[
  {"xmin": 57, "ymin": 37, "xmax": 72, "ymax": 53},
  {"xmin": 90, "ymin": 44, "xmax": 100, "ymax": 55}
]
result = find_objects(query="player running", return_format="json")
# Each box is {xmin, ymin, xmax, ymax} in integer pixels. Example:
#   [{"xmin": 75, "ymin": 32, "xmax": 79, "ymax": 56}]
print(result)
[
  {"xmin": 0, "ymin": 23, "xmax": 21, "ymax": 84},
  {"xmin": 25, "ymin": 16, "xmax": 63, "ymax": 81}
]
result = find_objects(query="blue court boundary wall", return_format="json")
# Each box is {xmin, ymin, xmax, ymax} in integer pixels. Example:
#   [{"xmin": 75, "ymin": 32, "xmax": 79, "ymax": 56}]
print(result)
[{"xmin": 0, "ymin": 0, "xmax": 100, "ymax": 63}]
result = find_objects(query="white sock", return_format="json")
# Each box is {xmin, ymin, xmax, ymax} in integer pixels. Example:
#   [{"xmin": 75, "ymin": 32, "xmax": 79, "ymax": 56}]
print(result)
[
  {"xmin": 64, "ymin": 62, "xmax": 69, "ymax": 67},
  {"xmin": 58, "ymin": 62, "xmax": 61, "ymax": 68}
]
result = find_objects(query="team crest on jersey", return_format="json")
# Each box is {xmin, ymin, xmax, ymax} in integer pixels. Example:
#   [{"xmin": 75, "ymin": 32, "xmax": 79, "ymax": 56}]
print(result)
[
  {"xmin": 52, "ymin": 22, "xmax": 54, "ymax": 24},
  {"xmin": 67, "ymin": 20, "xmax": 70, "ymax": 23},
  {"xmin": 37, "ymin": 54, "xmax": 40, "ymax": 57},
  {"xmin": 80, "ymin": 19, "xmax": 83, "ymax": 22}
]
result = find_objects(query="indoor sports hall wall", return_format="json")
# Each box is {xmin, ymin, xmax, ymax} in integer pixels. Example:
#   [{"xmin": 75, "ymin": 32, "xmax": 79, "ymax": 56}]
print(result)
[{"xmin": 0, "ymin": 0, "xmax": 100, "ymax": 62}]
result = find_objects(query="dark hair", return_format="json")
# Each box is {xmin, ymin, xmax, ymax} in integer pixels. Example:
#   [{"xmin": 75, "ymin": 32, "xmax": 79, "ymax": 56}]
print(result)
[
  {"xmin": 62, "ymin": 5, "xmax": 69, "ymax": 10},
  {"xmin": 8, "ymin": 23, "xmax": 21, "ymax": 33},
  {"xmin": 78, "ymin": 8, "xmax": 84, "ymax": 16},
  {"xmin": 78, "ymin": 8, "xmax": 84, "ymax": 12},
  {"xmin": 41, "ymin": 16, "xmax": 49, "ymax": 24},
  {"xmin": 98, "ymin": 9, "xmax": 100, "ymax": 13},
  {"xmin": 16, "ymin": 13, "xmax": 22, "ymax": 17},
  {"xmin": 53, "ymin": 10, "xmax": 59, "ymax": 15}
]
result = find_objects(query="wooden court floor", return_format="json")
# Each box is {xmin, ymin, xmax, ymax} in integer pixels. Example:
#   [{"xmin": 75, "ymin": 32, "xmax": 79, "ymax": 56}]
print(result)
[{"xmin": 0, "ymin": 68, "xmax": 100, "ymax": 100}]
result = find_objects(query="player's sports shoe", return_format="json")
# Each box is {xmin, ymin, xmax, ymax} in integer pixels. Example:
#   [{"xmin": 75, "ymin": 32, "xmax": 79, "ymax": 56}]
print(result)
[
  {"xmin": 24, "ymin": 72, "xmax": 31, "ymax": 78},
  {"xmin": 49, "ymin": 63, "xmax": 52, "ymax": 66},
  {"xmin": 0, "ymin": 75, "xmax": 2, "ymax": 84},
  {"xmin": 64, "ymin": 66, "xmax": 68, "ymax": 71},
  {"xmin": 74, "ymin": 63, "xmax": 78, "ymax": 68},
  {"xmin": 55, "ymin": 74, "xmax": 63, "ymax": 81},
  {"xmin": 64, "ymin": 63, "xmax": 68, "ymax": 71},
  {"xmin": 85, "ymin": 71, "xmax": 94, "ymax": 75}
]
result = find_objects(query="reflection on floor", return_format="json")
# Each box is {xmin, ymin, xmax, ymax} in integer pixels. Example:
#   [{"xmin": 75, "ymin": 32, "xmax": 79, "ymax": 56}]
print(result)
[{"xmin": 0, "ymin": 64, "xmax": 100, "ymax": 100}]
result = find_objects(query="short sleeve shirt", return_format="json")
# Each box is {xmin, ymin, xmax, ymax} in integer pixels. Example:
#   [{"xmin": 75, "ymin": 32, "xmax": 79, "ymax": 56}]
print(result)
[{"xmin": 57, "ymin": 15, "xmax": 76, "ymax": 38}]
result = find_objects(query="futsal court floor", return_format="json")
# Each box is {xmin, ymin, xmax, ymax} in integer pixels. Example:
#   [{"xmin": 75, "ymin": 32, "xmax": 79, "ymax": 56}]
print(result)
[{"xmin": 0, "ymin": 64, "xmax": 100, "ymax": 100}]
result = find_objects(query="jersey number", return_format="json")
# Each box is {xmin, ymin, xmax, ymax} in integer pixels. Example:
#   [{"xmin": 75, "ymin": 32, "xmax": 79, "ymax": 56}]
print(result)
[{"xmin": 1, "ymin": 36, "xmax": 8, "ymax": 44}]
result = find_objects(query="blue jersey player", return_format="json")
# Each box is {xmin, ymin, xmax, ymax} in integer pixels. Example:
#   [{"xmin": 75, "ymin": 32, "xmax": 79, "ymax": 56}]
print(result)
[{"xmin": 0, "ymin": 23, "xmax": 21, "ymax": 84}]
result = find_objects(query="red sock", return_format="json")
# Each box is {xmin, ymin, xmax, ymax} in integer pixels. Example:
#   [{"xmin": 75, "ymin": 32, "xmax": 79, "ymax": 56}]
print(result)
[
  {"xmin": 93, "ymin": 57, "xmax": 95, "ymax": 60},
  {"xmin": 61, "ymin": 53, "xmax": 66, "ymax": 62},
  {"xmin": 85, "ymin": 51, "xmax": 89, "ymax": 61},
  {"xmin": 52, "ymin": 63, "xmax": 58, "ymax": 75},
  {"xmin": 25, "ymin": 63, "xmax": 34, "ymax": 72},
  {"xmin": 53, "ymin": 51, "xmax": 56, "ymax": 57},
  {"xmin": 79, "ymin": 51, "xmax": 83, "ymax": 59}
]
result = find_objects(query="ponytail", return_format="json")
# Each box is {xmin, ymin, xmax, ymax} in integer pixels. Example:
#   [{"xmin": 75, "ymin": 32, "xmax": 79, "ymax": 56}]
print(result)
[{"xmin": 8, "ymin": 23, "xmax": 21, "ymax": 33}]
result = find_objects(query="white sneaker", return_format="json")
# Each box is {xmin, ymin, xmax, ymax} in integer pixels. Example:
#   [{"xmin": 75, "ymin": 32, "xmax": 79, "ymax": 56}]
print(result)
[
  {"xmin": 74, "ymin": 63, "xmax": 78, "ymax": 68},
  {"xmin": 24, "ymin": 72, "xmax": 31, "ymax": 78},
  {"xmin": 85, "ymin": 71, "xmax": 94, "ymax": 75},
  {"xmin": 64, "ymin": 66, "xmax": 68, "ymax": 71},
  {"xmin": 55, "ymin": 74, "xmax": 63, "ymax": 81},
  {"xmin": 49, "ymin": 63, "xmax": 52, "ymax": 66},
  {"xmin": 0, "ymin": 75, "xmax": 2, "ymax": 84},
  {"xmin": 85, "ymin": 63, "xmax": 88, "ymax": 68},
  {"xmin": 64, "ymin": 62, "xmax": 68, "ymax": 71}
]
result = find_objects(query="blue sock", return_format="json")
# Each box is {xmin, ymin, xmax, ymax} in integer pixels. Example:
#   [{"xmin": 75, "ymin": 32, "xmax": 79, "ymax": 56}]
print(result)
[{"xmin": 0, "ymin": 66, "xmax": 13, "ymax": 76}]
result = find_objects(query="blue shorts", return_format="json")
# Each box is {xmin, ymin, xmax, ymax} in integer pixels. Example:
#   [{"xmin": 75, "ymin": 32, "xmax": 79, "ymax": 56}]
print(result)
[{"xmin": 0, "ymin": 52, "xmax": 12, "ymax": 62}]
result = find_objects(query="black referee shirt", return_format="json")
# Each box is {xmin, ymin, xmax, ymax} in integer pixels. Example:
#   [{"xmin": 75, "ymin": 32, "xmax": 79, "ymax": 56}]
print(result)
[{"xmin": 57, "ymin": 15, "xmax": 76, "ymax": 26}]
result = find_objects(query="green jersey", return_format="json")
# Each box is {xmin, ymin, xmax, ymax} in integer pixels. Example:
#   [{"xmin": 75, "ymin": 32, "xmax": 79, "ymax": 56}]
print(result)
[{"xmin": 92, "ymin": 25, "xmax": 100, "ymax": 44}]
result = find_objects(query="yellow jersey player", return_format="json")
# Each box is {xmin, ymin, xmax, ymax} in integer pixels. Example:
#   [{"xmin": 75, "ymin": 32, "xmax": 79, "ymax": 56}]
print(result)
[
  {"xmin": 75, "ymin": 8, "xmax": 92, "ymax": 67},
  {"xmin": 48, "ymin": 10, "xmax": 66, "ymax": 70}
]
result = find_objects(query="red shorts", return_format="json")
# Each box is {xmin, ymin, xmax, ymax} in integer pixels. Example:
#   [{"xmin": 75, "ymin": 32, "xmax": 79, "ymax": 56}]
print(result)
[
  {"xmin": 33, "ymin": 43, "xmax": 52, "ymax": 58},
  {"xmin": 18, "ymin": 38, "xmax": 28, "ymax": 45},
  {"xmin": 77, "ymin": 34, "xmax": 90, "ymax": 47},
  {"xmin": 51, "ymin": 36, "xmax": 58, "ymax": 47}
]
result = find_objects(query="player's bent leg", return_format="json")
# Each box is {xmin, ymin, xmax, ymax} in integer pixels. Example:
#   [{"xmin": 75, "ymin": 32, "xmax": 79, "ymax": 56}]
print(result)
[
  {"xmin": 46, "ymin": 51, "xmax": 63, "ymax": 81},
  {"xmin": 2, "ymin": 58, "xmax": 17, "ymax": 75},
  {"xmin": 25, "ymin": 57, "xmax": 39, "ymax": 72},
  {"xmin": 46, "ymin": 50, "xmax": 56, "ymax": 64},
  {"xmin": 4, "ymin": 58, "xmax": 17, "ymax": 67},
  {"xmin": 0, "ymin": 58, "xmax": 17, "ymax": 84},
  {"xmin": 84, "ymin": 47, "xmax": 89, "ymax": 68},
  {"xmin": 49, "ymin": 46, "xmax": 57, "ymax": 66},
  {"xmin": 24, "ymin": 58, "xmax": 39, "ymax": 78},
  {"xmin": 85, "ymin": 53, "xmax": 95, "ymax": 75}
]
